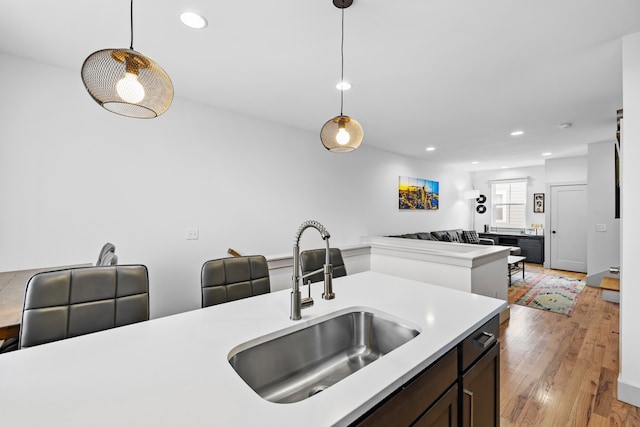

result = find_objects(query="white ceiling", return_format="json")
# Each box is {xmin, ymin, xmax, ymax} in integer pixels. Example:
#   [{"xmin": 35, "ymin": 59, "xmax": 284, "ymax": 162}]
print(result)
[{"xmin": 1, "ymin": 0, "xmax": 639, "ymax": 171}]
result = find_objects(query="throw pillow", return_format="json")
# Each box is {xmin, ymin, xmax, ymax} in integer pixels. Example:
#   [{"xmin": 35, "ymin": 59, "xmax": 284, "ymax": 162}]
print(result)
[
  {"xmin": 447, "ymin": 231, "xmax": 462, "ymax": 242},
  {"xmin": 462, "ymin": 230, "xmax": 480, "ymax": 244},
  {"xmin": 430, "ymin": 231, "xmax": 448, "ymax": 241}
]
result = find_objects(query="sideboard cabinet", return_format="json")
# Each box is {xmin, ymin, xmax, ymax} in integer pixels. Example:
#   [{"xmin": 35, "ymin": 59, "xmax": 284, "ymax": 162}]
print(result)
[{"xmin": 479, "ymin": 233, "xmax": 544, "ymax": 264}]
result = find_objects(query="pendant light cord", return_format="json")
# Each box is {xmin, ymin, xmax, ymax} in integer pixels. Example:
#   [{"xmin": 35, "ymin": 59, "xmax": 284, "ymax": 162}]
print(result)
[
  {"xmin": 340, "ymin": 3, "xmax": 345, "ymax": 116},
  {"xmin": 129, "ymin": 0, "xmax": 134, "ymax": 50}
]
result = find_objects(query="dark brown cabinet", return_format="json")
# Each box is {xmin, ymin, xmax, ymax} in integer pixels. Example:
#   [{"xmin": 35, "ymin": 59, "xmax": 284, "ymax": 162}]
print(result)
[
  {"xmin": 352, "ymin": 314, "xmax": 500, "ymax": 427},
  {"xmin": 414, "ymin": 384, "xmax": 458, "ymax": 427},
  {"xmin": 459, "ymin": 314, "xmax": 500, "ymax": 427},
  {"xmin": 354, "ymin": 348, "xmax": 458, "ymax": 427},
  {"xmin": 461, "ymin": 344, "xmax": 499, "ymax": 427}
]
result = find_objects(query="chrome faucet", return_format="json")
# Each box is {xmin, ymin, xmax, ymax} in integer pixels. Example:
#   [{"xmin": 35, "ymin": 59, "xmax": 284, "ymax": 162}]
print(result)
[{"xmin": 290, "ymin": 220, "xmax": 335, "ymax": 320}]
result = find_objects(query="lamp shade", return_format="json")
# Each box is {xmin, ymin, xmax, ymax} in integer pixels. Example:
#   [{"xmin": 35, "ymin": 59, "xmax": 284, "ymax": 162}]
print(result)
[
  {"xmin": 464, "ymin": 189, "xmax": 480, "ymax": 199},
  {"xmin": 81, "ymin": 48, "xmax": 173, "ymax": 118},
  {"xmin": 320, "ymin": 115, "xmax": 364, "ymax": 152}
]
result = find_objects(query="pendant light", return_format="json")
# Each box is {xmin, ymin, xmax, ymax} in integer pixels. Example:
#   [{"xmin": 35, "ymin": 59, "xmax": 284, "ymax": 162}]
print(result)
[
  {"xmin": 320, "ymin": 0, "xmax": 364, "ymax": 152},
  {"xmin": 81, "ymin": 0, "xmax": 173, "ymax": 119}
]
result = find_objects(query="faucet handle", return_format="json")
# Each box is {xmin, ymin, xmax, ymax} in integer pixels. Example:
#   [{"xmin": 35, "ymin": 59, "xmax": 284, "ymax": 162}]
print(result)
[
  {"xmin": 306, "ymin": 280, "xmax": 313, "ymax": 299},
  {"xmin": 301, "ymin": 279, "xmax": 314, "ymax": 309},
  {"xmin": 322, "ymin": 263, "xmax": 335, "ymax": 300}
]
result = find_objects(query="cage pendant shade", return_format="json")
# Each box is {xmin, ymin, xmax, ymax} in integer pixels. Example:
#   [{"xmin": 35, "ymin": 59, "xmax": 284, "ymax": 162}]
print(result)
[
  {"xmin": 81, "ymin": 48, "xmax": 173, "ymax": 118},
  {"xmin": 321, "ymin": 115, "xmax": 363, "ymax": 152}
]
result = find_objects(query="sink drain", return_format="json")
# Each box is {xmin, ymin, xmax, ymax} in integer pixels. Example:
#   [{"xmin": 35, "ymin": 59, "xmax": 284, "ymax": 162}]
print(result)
[{"xmin": 308, "ymin": 385, "xmax": 329, "ymax": 397}]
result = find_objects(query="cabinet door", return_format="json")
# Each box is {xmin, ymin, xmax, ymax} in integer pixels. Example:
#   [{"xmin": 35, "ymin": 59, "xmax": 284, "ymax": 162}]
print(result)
[
  {"xmin": 413, "ymin": 384, "xmax": 458, "ymax": 427},
  {"xmin": 462, "ymin": 344, "xmax": 499, "ymax": 427},
  {"xmin": 518, "ymin": 238, "xmax": 543, "ymax": 264},
  {"xmin": 355, "ymin": 348, "xmax": 457, "ymax": 427}
]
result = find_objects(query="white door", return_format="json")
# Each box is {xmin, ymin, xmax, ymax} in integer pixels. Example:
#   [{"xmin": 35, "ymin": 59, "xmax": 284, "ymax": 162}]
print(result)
[{"xmin": 550, "ymin": 184, "xmax": 587, "ymax": 272}]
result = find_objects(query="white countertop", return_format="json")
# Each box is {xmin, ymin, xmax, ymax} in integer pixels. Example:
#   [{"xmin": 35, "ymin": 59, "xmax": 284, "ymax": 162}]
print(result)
[
  {"xmin": 0, "ymin": 271, "xmax": 506, "ymax": 426},
  {"xmin": 364, "ymin": 235, "xmax": 511, "ymax": 267}
]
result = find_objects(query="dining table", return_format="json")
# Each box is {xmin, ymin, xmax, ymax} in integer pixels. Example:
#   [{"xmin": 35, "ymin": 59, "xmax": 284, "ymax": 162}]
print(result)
[{"xmin": 0, "ymin": 264, "xmax": 91, "ymax": 340}]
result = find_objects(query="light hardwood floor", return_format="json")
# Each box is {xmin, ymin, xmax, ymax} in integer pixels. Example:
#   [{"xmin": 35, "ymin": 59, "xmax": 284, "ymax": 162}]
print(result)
[{"xmin": 500, "ymin": 264, "xmax": 640, "ymax": 426}]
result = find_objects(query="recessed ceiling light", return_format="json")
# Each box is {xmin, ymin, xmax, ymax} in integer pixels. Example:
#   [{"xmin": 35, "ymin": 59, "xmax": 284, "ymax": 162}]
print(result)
[
  {"xmin": 180, "ymin": 11, "xmax": 208, "ymax": 29},
  {"xmin": 425, "ymin": 147, "xmax": 436, "ymax": 151},
  {"xmin": 558, "ymin": 122, "xmax": 572, "ymax": 129},
  {"xmin": 542, "ymin": 152, "xmax": 552, "ymax": 156},
  {"xmin": 501, "ymin": 166, "xmax": 509, "ymax": 169},
  {"xmin": 471, "ymin": 161, "xmax": 479, "ymax": 164},
  {"xmin": 510, "ymin": 130, "xmax": 524, "ymax": 136},
  {"xmin": 336, "ymin": 81, "xmax": 351, "ymax": 90}
]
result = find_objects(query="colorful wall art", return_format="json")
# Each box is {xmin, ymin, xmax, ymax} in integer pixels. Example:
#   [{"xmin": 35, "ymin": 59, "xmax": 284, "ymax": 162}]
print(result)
[{"xmin": 398, "ymin": 176, "xmax": 439, "ymax": 210}]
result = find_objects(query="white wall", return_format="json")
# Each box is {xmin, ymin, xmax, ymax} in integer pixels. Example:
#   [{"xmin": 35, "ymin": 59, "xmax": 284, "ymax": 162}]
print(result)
[
  {"xmin": 545, "ymin": 156, "xmax": 588, "ymax": 183},
  {"xmin": 0, "ymin": 53, "xmax": 471, "ymax": 318},
  {"xmin": 471, "ymin": 165, "xmax": 546, "ymax": 232},
  {"xmin": 542, "ymin": 156, "xmax": 589, "ymax": 268},
  {"xmin": 473, "ymin": 158, "xmax": 594, "ymax": 269},
  {"xmin": 619, "ymin": 32, "xmax": 640, "ymax": 408},
  {"xmin": 586, "ymin": 141, "xmax": 620, "ymax": 284}
]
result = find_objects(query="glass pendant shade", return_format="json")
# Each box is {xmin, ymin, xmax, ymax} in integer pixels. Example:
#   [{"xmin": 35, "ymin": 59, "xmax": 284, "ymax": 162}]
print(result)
[
  {"xmin": 320, "ymin": 115, "xmax": 364, "ymax": 152},
  {"xmin": 321, "ymin": 0, "xmax": 363, "ymax": 152},
  {"xmin": 81, "ymin": 48, "xmax": 173, "ymax": 118}
]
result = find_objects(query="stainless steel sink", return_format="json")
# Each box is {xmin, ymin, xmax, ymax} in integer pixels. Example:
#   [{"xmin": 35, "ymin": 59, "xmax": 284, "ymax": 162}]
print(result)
[{"xmin": 228, "ymin": 309, "xmax": 420, "ymax": 403}]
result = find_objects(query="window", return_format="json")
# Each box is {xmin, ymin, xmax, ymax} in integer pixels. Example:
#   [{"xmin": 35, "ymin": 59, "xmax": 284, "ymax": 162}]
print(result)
[{"xmin": 491, "ymin": 180, "xmax": 526, "ymax": 228}]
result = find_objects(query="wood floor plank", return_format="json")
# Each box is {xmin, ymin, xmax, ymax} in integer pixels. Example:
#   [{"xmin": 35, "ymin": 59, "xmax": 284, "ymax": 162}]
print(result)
[
  {"xmin": 500, "ymin": 263, "xmax": 639, "ymax": 426},
  {"xmin": 594, "ymin": 367, "xmax": 617, "ymax": 417},
  {"xmin": 610, "ymin": 399, "xmax": 640, "ymax": 426},
  {"xmin": 569, "ymin": 390, "xmax": 598, "ymax": 427}
]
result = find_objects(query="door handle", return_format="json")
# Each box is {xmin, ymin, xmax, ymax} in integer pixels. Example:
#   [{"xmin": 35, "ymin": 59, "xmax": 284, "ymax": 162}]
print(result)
[
  {"xmin": 464, "ymin": 388, "xmax": 475, "ymax": 427},
  {"xmin": 552, "ymin": 230, "xmax": 556, "ymax": 234},
  {"xmin": 472, "ymin": 331, "xmax": 496, "ymax": 349}
]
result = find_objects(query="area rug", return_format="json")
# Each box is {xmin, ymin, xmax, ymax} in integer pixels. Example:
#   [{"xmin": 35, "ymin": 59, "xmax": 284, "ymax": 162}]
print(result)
[{"xmin": 508, "ymin": 272, "xmax": 586, "ymax": 316}]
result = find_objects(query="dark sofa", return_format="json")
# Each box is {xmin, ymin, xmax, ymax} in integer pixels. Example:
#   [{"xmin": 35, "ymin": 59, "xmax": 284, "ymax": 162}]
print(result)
[
  {"xmin": 389, "ymin": 229, "xmax": 521, "ymax": 254},
  {"xmin": 389, "ymin": 229, "xmax": 494, "ymax": 245}
]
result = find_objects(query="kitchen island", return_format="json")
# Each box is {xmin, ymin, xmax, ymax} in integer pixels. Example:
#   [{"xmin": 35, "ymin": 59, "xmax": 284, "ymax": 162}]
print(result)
[{"xmin": 0, "ymin": 271, "xmax": 506, "ymax": 426}]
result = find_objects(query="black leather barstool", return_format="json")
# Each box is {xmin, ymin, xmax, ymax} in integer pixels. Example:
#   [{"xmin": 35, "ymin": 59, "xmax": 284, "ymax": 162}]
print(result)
[
  {"xmin": 201, "ymin": 255, "xmax": 271, "ymax": 308},
  {"xmin": 300, "ymin": 248, "xmax": 347, "ymax": 284},
  {"xmin": 0, "ymin": 265, "xmax": 149, "ymax": 352}
]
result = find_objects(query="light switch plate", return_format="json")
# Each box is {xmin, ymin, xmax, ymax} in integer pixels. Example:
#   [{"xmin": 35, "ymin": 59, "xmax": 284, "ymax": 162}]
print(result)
[
  {"xmin": 596, "ymin": 224, "xmax": 607, "ymax": 232},
  {"xmin": 186, "ymin": 228, "xmax": 199, "ymax": 240}
]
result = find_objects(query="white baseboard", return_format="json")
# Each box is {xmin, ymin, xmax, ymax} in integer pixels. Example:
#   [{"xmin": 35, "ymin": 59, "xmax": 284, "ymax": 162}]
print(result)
[
  {"xmin": 499, "ymin": 306, "xmax": 510, "ymax": 324},
  {"xmin": 618, "ymin": 376, "xmax": 640, "ymax": 407},
  {"xmin": 602, "ymin": 289, "xmax": 620, "ymax": 303},
  {"xmin": 586, "ymin": 270, "xmax": 608, "ymax": 286}
]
